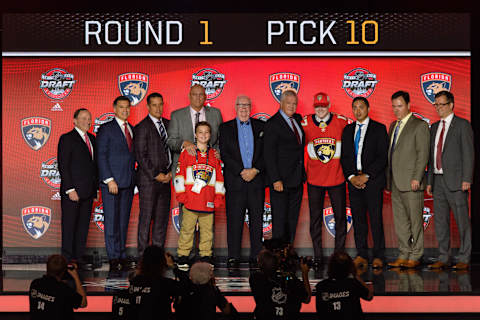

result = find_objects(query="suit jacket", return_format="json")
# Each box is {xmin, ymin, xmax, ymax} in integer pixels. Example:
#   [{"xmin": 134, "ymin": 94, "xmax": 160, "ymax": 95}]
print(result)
[
  {"xmin": 263, "ymin": 111, "xmax": 306, "ymax": 188},
  {"xmin": 167, "ymin": 105, "xmax": 223, "ymax": 172},
  {"xmin": 386, "ymin": 115, "xmax": 430, "ymax": 191},
  {"xmin": 427, "ymin": 115, "xmax": 474, "ymax": 191},
  {"xmin": 96, "ymin": 119, "xmax": 136, "ymax": 189},
  {"xmin": 341, "ymin": 119, "xmax": 388, "ymax": 189},
  {"xmin": 134, "ymin": 116, "xmax": 171, "ymax": 187},
  {"xmin": 219, "ymin": 118, "xmax": 265, "ymax": 191},
  {"xmin": 57, "ymin": 129, "xmax": 98, "ymax": 199}
]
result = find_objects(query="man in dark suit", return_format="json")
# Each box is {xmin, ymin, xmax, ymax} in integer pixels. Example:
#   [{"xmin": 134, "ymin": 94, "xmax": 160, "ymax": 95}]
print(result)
[
  {"xmin": 96, "ymin": 96, "xmax": 136, "ymax": 271},
  {"xmin": 219, "ymin": 95, "xmax": 265, "ymax": 268},
  {"xmin": 426, "ymin": 91, "xmax": 474, "ymax": 270},
  {"xmin": 58, "ymin": 108, "xmax": 98, "ymax": 270},
  {"xmin": 264, "ymin": 90, "xmax": 305, "ymax": 244},
  {"xmin": 134, "ymin": 92, "xmax": 172, "ymax": 257},
  {"xmin": 341, "ymin": 97, "xmax": 388, "ymax": 269}
]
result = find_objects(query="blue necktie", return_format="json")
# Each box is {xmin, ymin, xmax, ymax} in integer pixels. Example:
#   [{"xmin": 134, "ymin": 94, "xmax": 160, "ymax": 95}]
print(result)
[
  {"xmin": 354, "ymin": 123, "xmax": 364, "ymax": 158},
  {"xmin": 390, "ymin": 120, "xmax": 401, "ymax": 160}
]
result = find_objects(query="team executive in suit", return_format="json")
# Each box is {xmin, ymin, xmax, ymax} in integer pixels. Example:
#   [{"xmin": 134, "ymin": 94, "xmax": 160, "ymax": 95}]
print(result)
[
  {"xmin": 341, "ymin": 97, "xmax": 388, "ymax": 269},
  {"xmin": 219, "ymin": 95, "xmax": 265, "ymax": 268},
  {"xmin": 97, "ymin": 96, "xmax": 136, "ymax": 271},
  {"xmin": 426, "ymin": 91, "xmax": 474, "ymax": 270},
  {"xmin": 387, "ymin": 91, "xmax": 430, "ymax": 269},
  {"xmin": 134, "ymin": 92, "xmax": 172, "ymax": 257},
  {"xmin": 57, "ymin": 108, "xmax": 98, "ymax": 269},
  {"xmin": 264, "ymin": 90, "xmax": 306, "ymax": 244}
]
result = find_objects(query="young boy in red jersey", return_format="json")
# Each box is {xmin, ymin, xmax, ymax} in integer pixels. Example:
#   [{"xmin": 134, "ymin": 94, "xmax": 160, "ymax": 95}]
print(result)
[{"xmin": 174, "ymin": 121, "xmax": 225, "ymax": 269}]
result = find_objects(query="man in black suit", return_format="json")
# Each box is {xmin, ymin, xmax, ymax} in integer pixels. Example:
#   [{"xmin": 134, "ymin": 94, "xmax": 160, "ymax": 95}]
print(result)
[
  {"xmin": 58, "ymin": 108, "xmax": 98, "ymax": 269},
  {"xmin": 264, "ymin": 90, "xmax": 305, "ymax": 244},
  {"xmin": 134, "ymin": 92, "xmax": 172, "ymax": 257},
  {"xmin": 219, "ymin": 95, "xmax": 265, "ymax": 268},
  {"xmin": 340, "ymin": 97, "xmax": 388, "ymax": 269}
]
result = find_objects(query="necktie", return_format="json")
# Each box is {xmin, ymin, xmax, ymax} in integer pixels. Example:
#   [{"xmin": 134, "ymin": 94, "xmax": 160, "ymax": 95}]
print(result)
[
  {"xmin": 290, "ymin": 117, "xmax": 301, "ymax": 144},
  {"xmin": 354, "ymin": 123, "xmax": 364, "ymax": 158},
  {"xmin": 240, "ymin": 121, "xmax": 250, "ymax": 125},
  {"xmin": 436, "ymin": 120, "xmax": 446, "ymax": 170},
  {"xmin": 124, "ymin": 122, "xmax": 133, "ymax": 152},
  {"xmin": 195, "ymin": 112, "xmax": 200, "ymax": 127},
  {"xmin": 158, "ymin": 120, "xmax": 172, "ymax": 168},
  {"xmin": 84, "ymin": 133, "xmax": 93, "ymax": 158},
  {"xmin": 390, "ymin": 120, "xmax": 401, "ymax": 161}
]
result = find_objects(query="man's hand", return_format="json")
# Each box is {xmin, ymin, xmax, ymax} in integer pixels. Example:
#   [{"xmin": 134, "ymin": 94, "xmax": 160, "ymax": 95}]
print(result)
[
  {"xmin": 215, "ymin": 149, "xmax": 221, "ymax": 160},
  {"xmin": 411, "ymin": 179, "xmax": 420, "ymax": 191},
  {"xmin": 240, "ymin": 168, "xmax": 258, "ymax": 182},
  {"xmin": 462, "ymin": 182, "xmax": 471, "ymax": 192},
  {"xmin": 273, "ymin": 180, "xmax": 284, "ymax": 192},
  {"xmin": 66, "ymin": 263, "xmax": 80, "ymax": 280},
  {"xmin": 107, "ymin": 180, "xmax": 118, "ymax": 195},
  {"xmin": 350, "ymin": 174, "xmax": 368, "ymax": 189},
  {"xmin": 155, "ymin": 172, "xmax": 172, "ymax": 183},
  {"xmin": 68, "ymin": 190, "xmax": 80, "ymax": 202},
  {"xmin": 183, "ymin": 141, "xmax": 197, "ymax": 156},
  {"xmin": 426, "ymin": 185, "xmax": 432, "ymax": 196}
]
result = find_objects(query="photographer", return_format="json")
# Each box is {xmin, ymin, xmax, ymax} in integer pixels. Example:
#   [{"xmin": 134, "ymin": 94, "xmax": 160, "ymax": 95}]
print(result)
[
  {"xmin": 29, "ymin": 254, "xmax": 87, "ymax": 319},
  {"xmin": 315, "ymin": 252, "xmax": 373, "ymax": 320},
  {"xmin": 249, "ymin": 246, "xmax": 311, "ymax": 320}
]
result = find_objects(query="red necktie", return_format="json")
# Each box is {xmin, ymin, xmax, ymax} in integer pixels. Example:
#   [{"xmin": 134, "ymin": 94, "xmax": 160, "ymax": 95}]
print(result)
[
  {"xmin": 436, "ymin": 120, "xmax": 446, "ymax": 170},
  {"xmin": 124, "ymin": 122, "xmax": 133, "ymax": 152},
  {"xmin": 84, "ymin": 133, "xmax": 93, "ymax": 158},
  {"xmin": 290, "ymin": 117, "xmax": 301, "ymax": 144}
]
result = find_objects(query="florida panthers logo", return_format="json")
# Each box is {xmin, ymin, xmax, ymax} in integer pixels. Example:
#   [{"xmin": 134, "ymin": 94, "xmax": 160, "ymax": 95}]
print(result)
[
  {"xmin": 311, "ymin": 138, "xmax": 336, "ymax": 163},
  {"xmin": 93, "ymin": 112, "xmax": 115, "ymax": 133},
  {"xmin": 40, "ymin": 157, "xmax": 61, "ymax": 189},
  {"xmin": 323, "ymin": 207, "xmax": 353, "ymax": 238},
  {"xmin": 421, "ymin": 72, "xmax": 452, "ymax": 104},
  {"xmin": 21, "ymin": 117, "xmax": 51, "ymax": 151},
  {"xmin": 92, "ymin": 204, "xmax": 105, "ymax": 232},
  {"xmin": 193, "ymin": 164, "xmax": 214, "ymax": 185},
  {"xmin": 39, "ymin": 68, "xmax": 76, "ymax": 100},
  {"xmin": 22, "ymin": 206, "xmax": 51, "ymax": 239},
  {"xmin": 269, "ymin": 72, "xmax": 300, "ymax": 103},
  {"xmin": 118, "ymin": 73, "xmax": 148, "ymax": 106}
]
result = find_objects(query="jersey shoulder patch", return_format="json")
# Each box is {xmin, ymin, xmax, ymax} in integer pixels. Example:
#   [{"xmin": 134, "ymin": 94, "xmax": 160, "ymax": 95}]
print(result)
[{"xmin": 301, "ymin": 115, "xmax": 309, "ymax": 126}]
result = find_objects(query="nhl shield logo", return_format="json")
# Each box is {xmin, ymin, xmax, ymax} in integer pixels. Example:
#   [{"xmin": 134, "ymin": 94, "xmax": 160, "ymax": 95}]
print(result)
[
  {"xmin": 421, "ymin": 72, "xmax": 452, "ymax": 104},
  {"xmin": 21, "ymin": 206, "xmax": 51, "ymax": 239},
  {"xmin": 172, "ymin": 206, "xmax": 199, "ymax": 234},
  {"xmin": 118, "ymin": 73, "xmax": 149, "ymax": 106},
  {"xmin": 313, "ymin": 138, "xmax": 336, "ymax": 163},
  {"xmin": 244, "ymin": 202, "xmax": 273, "ymax": 236},
  {"xmin": 21, "ymin": 117, "xmax": 51, "ymax": 151},
  {"xmin": 92, "ymin": 204, "xmax": 105, "ymax": 232},
  {"xmin": 269, "ymin": 72, "xmax": 300, "ymax": 103},
  {"xmin": 40, "ymin": 157, "xmax": 61, "ymax": 189},
  {"xmin": 323, "ymin": 207, "xmax": 353, "ymax": 238}
]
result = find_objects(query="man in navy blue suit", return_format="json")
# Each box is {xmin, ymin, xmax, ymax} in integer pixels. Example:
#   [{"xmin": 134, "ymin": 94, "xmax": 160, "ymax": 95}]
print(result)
[{"xmin": 96, "ymin": 96, "xmax": 136, "ymax": 271}]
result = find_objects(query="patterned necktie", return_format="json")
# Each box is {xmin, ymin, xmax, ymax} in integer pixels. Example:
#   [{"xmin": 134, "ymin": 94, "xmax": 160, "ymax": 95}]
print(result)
[
  {"xmin": 124, "ymin": 122, "xmax": 133, "ymax": 152},
  {"xmin": 158, "ymin": 120, "xmax": 172, "ymax": 168},
  {"xmin": 436, "ymin": 120, "xmax": 446, "ymax": 170},
  {"xmin": 390, "ymin": 120, "xmax": 401, "ymax": 161},
  {"xmin": 195, "ymin": 112, "xmax": 200, "ymax": 127},
  {"xmin": 290, "ymin": 117, "xmax": 301, "ymax": 144},
  {"xmin": 84, "ymin": 133, "xmax": 93, "ymax": 158},
  {"xmin": 354, "ymin": 123, "xmax": 364, "ymax": 158}
]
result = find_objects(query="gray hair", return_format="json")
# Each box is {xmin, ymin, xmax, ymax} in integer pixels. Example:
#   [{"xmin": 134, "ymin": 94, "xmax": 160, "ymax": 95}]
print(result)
[
  {"xmin": 189, "ymin": 262, "xmax": 213, "ymax": 285},
  {"xmin": 280, "ymin": 90, "xmax": 298, "ymax": 102},
  {"xmin": 235, "ymin": 94, "xmax": 251, "ymax": 106}
]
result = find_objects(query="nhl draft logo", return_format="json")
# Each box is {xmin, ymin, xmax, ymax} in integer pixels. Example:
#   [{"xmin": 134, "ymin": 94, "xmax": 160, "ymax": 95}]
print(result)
[
  {"xmin": 92, "ymin": 204, "xmax": 105, "ymax": 232},
  {"xmin": 323, "ymin": 207, "xmax": 353, "ymax": 238},
  {"xmin": 420, "ymin": 72, "xmax": 452, "ymax": 104},
  {"xmin": 21, "ymin": 117, "xmax": 51, "ymax": 151},
  {"xmin": 93, "ymin": 112, "xmax": 115, "ymax": 133},
  {"xmin": 269, "ymin": 72, "xmax": 300, "ymax": 103},
  {"xmin": 21, "ymin": 206, "xmax": 51, "ymax": 239},
  {"xmin": 412, "ymin": 112, "xmax": 431, "ymax": 127},
  {"xmin": 118, "ymin": 73, "xmax": 149, "ymax": 106},
  {"xmin": 252, "ymin": 113, "xmax": 271, "ymax": 122},
  {"xmin": 172, "ymin": 206, "xmax": 199, "ymax": 234},
  {"xmin": 191, "ymin": 68, "xmax": 227, "ymax": 101},
  {"xmin": 423, "ymin": 206, "xmax": 434, "ymax": 231},
  {"xmin": 311, "ymin": 138, "xmax": 336, "ymax": 163},
  {"xmin": 40, "ymin": 157, "xmax": 61, "ymax": 189},
  {"xmin": 245, "ymin": 202, "xmax": 273, "ymax": 235},
  {"xmin": 342, "ymin": 68, "xmax": 378, "ymax": 98},
  {"xmin": 40, "ymin": 68, "xmax": 76, "ymax": 100}
]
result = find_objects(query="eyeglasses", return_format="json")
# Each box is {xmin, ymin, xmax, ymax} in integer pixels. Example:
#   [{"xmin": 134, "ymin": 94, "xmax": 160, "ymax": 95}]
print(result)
[
  {"xmin": 433, "ymin": 102, "xmax": 451, "ymax": 108},
  {"xmin": 236, "ymin": 103, "xmax": 251, "ymax": 108}
]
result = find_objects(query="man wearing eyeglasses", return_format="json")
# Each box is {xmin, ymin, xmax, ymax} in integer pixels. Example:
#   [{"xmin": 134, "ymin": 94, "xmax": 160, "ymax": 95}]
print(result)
[
  {"xmin": 219, "ymin": 95, "xmax": 265, "ymax": 269},
  {"xmin": 426, "ymin": 91, "xmax": 474, "ymax": 270}
]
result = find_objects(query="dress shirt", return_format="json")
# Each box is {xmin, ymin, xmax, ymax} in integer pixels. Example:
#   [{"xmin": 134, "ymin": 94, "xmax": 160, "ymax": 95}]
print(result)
[
  {"xmin": 279, "ymin": 109, "xmax": 303, "ymax": 141},
  {"xmin": 390, "ymin": 112, "xmax": 412, "ymax": 146},
  {"xmin": 433, "ymin": 112, "xmax": 454, "ymax": 174},
  {"xmin": 236, "ymin": 117, "xmax": 254, "ymax": 169},
  {"xmin": 149, "ymin": 114, "xmax": 168, "ymax": 138},
  {"xmin": 348, "ymin": 117, "xmax": 370, "ymax": 181},
  {"xmin": 104, "ymin": 117, "xmax": 133, "ymax": 184},
  {"xmin": 190, "ymin": 106, "xmax": 206, "ymax": 133},
  {"xmin": 66, "ymin": 127, "xmax": 94, "ymax": 194},
  {"xmin": 315, "ymin": 113, "xmax": 331, "ymax": 124}
]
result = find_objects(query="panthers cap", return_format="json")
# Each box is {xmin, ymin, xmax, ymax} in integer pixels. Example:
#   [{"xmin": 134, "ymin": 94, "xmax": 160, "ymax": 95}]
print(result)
[{"xmin": 313, "ymin": 92, "xmax": 331, "ymax": 108}]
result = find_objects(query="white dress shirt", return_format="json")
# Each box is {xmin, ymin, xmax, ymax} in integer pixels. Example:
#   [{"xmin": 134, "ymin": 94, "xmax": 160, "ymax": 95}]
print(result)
[
  {"xmin": 348, "ymin": 117, "xmax": 370, "ymax": 181},
  {"xmin": 190, "ymin": 106, "xmax": 206, "ymax": 134},
  {"xmin": 66, "ymin": 127, "xmax": 94, "ymax": 194}
]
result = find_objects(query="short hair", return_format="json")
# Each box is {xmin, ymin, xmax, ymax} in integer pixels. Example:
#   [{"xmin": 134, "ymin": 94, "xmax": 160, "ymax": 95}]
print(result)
[
  {"xmin": 113, "ymin": 96, "xmax": 131, "ymax": 106},
  {"xmin": 352, "ymin": 97, "xmax": 369, "ymax": 108},
  {"xmin": 189, "ymin": 262, "xmax": 212, "ymax": 285},
  {"xmin": 235, "ymin": 95, "xmax": 251, "ymax": 106},
  {"xmin": 73, "ymin": 108, "xmax": 89, "ymax": 119},
  {"xmin": 147, "ymin": 92, "xmax": 164, "ymax": 105},
  {"xmin": 195, "ymin": 121, "xmax": 211, "ymax": 134},
  {"xmin": 280, "ymin": 90, "xmax": 298, "ymax": 103},
  {"xmin": 139, "ymin": 245, "xmax": 167, "ymax": 278},
  {"xmin": 327, "ymin": 251, "xmax": 355, "ymax": 280},
  {"xmin": 435, "ymin": 90, "xmax": 454, "ymax": 104},
  {"xmin": 257, "ymin": 249, "xmax": 279, "ymax": 277},
  {"xmin": 190, "ymin": 84, "xmax": 206, "ymax": 94},
  {"xmin": 391, "ymin": 91, "xmax": 410, "ymax": 104},
  {"xmin": 46, "ymin": 254, "xmax": 67, "ymax": 277}
]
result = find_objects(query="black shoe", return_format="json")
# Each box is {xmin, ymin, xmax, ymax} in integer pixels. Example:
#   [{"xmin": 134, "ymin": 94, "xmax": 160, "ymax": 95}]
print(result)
[
  {"xmin": 227, "ymin": 258, "xmax": 240, "ymax": 269},
  {"xmin": 199, "ymin": 256, "xmax": 214, "ymax": 267},
  {"xmin": 109, "ymin": 259, "xmax": 121, "ymax": 271},
  {"xmin": 78, "ymin": 262, "xmax": 93, "ymax": 271},
  {"xmin": 177, "ymin": 256, "xmax": 190, "ymax": 271},
  {"xmin": 120, "ymin": 258, "xmax": 136, "ymax": 271}
]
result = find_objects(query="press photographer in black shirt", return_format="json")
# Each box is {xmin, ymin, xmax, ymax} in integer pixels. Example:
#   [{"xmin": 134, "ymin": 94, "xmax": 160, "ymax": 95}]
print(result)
[
  {"xmin": 29, "ymin": 254, "xmax": 87, "ymax": 320},
  {"xmin": 249, "ymin": 244, "xmax": 311, "ymax": 320},
  {"xmin": 316, "ymin": 251, "xmax": 373, "ymax": 320}
]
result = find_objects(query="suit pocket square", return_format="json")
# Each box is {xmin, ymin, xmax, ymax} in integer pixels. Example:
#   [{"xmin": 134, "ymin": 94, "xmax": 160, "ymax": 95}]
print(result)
[{"xmin": 259, "ymin": 131, "xmax": 264, "ymax": 138}]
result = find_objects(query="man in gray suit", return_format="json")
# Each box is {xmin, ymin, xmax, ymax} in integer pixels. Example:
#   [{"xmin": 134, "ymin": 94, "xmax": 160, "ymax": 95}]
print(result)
[
  {"xmin": 426, "ymin": 91, "xmax": 474, "ymax": 270},
  {"xmin": 167, "ymin": 84, "xmax": 223, "ymax": 173},
  {"xmin": 386, "ymin": 91, "xmax": 430, "ymax": 269}
]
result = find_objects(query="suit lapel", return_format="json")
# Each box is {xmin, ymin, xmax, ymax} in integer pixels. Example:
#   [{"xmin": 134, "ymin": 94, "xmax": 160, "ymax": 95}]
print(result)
[
  {"xmin": 113, "ymin": 120, "xmax": 130, "ymax": 150},
  {"xmin": 185, "ymin": 107, "xmax": 195, "ymax": 142},
  {"xmin": 394, "ymin": 116, "xmax": 414, "ymax": 149},
  {"xmin": 278, "ymin": 112, "xmax": 300, "ymax": 144},
  {"xmin": 146, "ymin": 116, "xmax": 162, "ymax": 143},
  {"xmin": 72, "ymin": 128, "xmax": 92, "ymax": 157},
  {"xmin": 442, "ymin": 115, "xmax": 456, "ymax": 152},
  {"xmin": 232, "ymin": 119, "xmax": 243, "ymax": 162}
]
